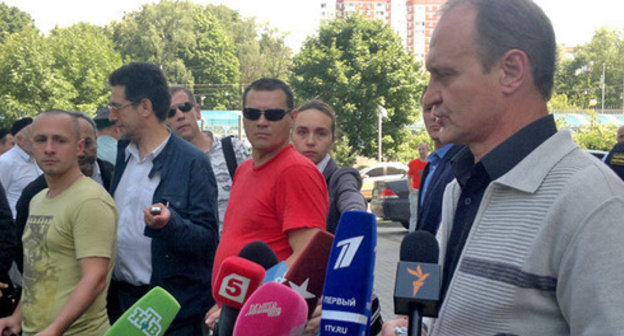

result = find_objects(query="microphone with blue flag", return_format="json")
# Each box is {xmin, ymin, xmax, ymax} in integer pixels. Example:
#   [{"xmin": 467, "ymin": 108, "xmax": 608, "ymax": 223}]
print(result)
[{"xmin": 320, "ymin": 210, "xmax": 376, "ymax": 336}]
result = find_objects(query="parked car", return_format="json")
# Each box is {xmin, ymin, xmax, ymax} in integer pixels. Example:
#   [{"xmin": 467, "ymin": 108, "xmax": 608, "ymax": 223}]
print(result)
[
  {"xmin": 370, "ymin": 176, "xmax": 411, "ymax": 229},
  {"xmin": 359, "ymin": 162, "xmax": 409, "ymax": 201}
]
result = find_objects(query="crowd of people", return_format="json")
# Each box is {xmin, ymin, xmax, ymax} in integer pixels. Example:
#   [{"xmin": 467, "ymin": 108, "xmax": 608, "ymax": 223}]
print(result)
[{"xmin": 0, "ymin": 0, "xmax": 623, "ymax": 335}]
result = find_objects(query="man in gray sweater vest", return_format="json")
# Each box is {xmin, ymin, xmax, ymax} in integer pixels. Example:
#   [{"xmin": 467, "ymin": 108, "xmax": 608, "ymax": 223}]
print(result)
[{"xmin": 388, "ymin": 0, "xmax": 624, "ymax": 335}]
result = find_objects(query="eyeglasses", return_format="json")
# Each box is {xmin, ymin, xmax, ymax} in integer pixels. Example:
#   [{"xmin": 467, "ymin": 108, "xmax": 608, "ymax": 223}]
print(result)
[
  {"xmin": 168, "ymin": 102, "xmax": 194, "ymax": 118},
  {"xmin": 242, "ymin": 108, "xmax": 290, "ymax": 121},
  {"xmin": 108, "ymin": 101, "xmax": 136, "ymax": 112}
]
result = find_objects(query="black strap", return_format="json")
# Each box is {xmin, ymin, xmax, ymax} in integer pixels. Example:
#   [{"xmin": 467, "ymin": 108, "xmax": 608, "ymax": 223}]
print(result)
[{"xmin": 222, "ymin": 136, "xmax": 238, "ymax": 180}]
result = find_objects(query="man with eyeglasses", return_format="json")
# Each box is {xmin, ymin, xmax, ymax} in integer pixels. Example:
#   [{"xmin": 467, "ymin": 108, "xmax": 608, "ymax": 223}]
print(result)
[
  {"xmin": 206, "ymin": 78, "xmax": 329, "ymax": 330},
  {"xmin": 107, "ymin": 62, "xmax": 219, "ymax": 335},
  {"xmin": 167, "ymin": 86, "xmax": 249, "ymax": 235}
]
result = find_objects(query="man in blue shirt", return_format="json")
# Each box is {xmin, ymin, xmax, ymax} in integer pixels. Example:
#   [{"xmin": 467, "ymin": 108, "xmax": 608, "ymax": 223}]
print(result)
[{"xmin": 416, "ymin": 90, "xmax": 463, "ymax": 235}]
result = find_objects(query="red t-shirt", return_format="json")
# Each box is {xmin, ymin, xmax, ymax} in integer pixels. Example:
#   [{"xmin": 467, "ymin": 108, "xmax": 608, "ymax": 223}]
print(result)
[
  {"xmin": 212, "ymin": 145, "xmax": 329, "ymax": 286},
  {"xmin": 407, "ymin": 158, "xmax": 428, "ymax": 189}
]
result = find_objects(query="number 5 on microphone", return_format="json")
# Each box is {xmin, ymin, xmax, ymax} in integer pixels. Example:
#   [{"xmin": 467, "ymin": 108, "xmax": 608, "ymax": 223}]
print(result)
[{"xmin": 219, "ymin": 274, "xmax": 251, "ymax": 304}]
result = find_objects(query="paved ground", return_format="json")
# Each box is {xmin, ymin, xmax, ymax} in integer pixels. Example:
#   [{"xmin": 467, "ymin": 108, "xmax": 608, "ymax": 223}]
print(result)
[{"xmin": 374, "ymin": 219, "xmax": 408, "ymax": 322}]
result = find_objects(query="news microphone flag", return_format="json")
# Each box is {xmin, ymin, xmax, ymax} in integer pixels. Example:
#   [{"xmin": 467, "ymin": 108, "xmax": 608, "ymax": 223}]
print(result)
[
  {"xmin": 213, "ymin": 256, "xmax": 266, "ymax": 336},
  {"xmin": 263, "ymin": 261, "xmax": 289, "ymax": 284},
  {"xmin": 393, "ymin": 230, "xmax": 440, "ymax": 317},
  {"xmin": 321, "ymin": 210, "xmax": 376, "ymax": 336},
  {"xmin": 283, "ymin": 230, "xmax": 334, "ymax": 318},
  {"xmin": 104, "ymin": 286, "xmax": 180, "ymax": 336},
  {"xmin": 394, "ymin": 231, "xmax": 441, "ymax": 336},
  {"xmin": 233, "ymin": 282, "xmax": 308, "ymax": 336}
]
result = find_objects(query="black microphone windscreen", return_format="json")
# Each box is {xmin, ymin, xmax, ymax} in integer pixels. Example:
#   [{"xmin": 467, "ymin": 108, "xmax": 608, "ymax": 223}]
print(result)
[
  {"xmin": 400, "ymin": 230, "xmax": 439, "ymax": 263},
  {"xmin": 238, "ymin": 240, "xmax": 279, "ymax": 270}
]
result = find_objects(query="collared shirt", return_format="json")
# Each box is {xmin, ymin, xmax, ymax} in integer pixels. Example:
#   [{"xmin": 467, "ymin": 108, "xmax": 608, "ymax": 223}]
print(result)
[
  {"xmin": 420, "ymin": 144, "xmax": 454, "ymax": 206},
  {"xmin": 91, "ymin": 160, "xmax": 103, "ymax": 186},
  {"xmin": 97, "ymin": 135, "xmax": 117, "ymax": 165},
  {"xmin": 441, "ymin": 114, "xmax": 557, "ymax": 302},
  {"xmin": 0, "ymin": 145, "xmax": 41, "ymax": 218},
  {"xmin": 113, "ymin": 135, "xmax": 170, "ymax": 286},
  {"xmin": 316, "ymin": 154, "xmax": 331, "ymax": 173}
]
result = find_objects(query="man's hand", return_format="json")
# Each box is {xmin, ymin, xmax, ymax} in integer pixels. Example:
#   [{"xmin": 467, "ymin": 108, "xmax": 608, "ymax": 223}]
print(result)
[
  {"xmin": 380, "ymin": 316, "xmax": 408, "ymax": 336},
  {"xmin": 302, "ymin": 303, "xmax": 321, "ymax": 336},
  {"xmin": 204, "ymin": 304, "xmax": 221, "ymax": 331},
  {"xmin": 143, "ymin": 202, "xmax": 171, "ymax": 230},
  {"xmin": 0, "ymin": 313, "xmax": 22, "ymax": 336}
]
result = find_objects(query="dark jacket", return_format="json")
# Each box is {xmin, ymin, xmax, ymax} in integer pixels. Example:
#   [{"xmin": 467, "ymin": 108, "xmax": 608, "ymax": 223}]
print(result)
[
  {"xmin": 323, "ymin": 157, "xmax": 367, "ymax": 234},
  {"xmin": 14, "ymin": 158, "xmax": 114, "ymax": 272},
  {"xmin": 417, "ymin": 145, "xmax": 464, "ymax": 235},
  {"xmin": 111, "ymin": 134, "xmax": 218, "ymax": 326},
  {"xmin": 605, "ymin": 141, "xmax": 624, "ymax": 181},
  {"xmin": 0, "ymin": 181, "xmax": 15, "ymax": 277}
]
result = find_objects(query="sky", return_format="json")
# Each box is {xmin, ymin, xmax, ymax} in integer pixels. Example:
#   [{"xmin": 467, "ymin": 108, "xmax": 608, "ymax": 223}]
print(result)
[{"xmin": 3, "ymin": 0, "xmax": 624, "ymax": 52}]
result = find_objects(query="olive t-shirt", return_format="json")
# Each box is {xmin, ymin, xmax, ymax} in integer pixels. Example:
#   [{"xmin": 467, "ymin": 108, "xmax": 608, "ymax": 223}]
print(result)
[{"xmin": 21, "ymin": 177, "xmax": 117, "ymax": 336}]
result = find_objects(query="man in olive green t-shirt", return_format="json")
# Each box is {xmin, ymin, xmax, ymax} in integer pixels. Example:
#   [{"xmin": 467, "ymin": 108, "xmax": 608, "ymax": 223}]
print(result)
[{"xmin": 0, "ymin": 110, "xmax": 117, "ymax": 336}]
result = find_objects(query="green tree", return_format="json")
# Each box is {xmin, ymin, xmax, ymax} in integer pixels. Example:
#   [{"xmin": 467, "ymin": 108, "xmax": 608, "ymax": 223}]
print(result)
[
  {"xmin": 570, "ymin": 111, "xmax": 618, "ymax": 151},
  {"xmin": 48, "ymin": 23, "xmax": 123, "ymax": 114},
  {"xmin": 0, "ymin": 28, "xmax": 75, "ymax": 127},
  {"xmin": 110, "ymin": 0, "xmax": 240, "ymax": 108},
  {"xmin": 555, "ymin": 27, "xmax": 624, "ymax": 109},
  {"xmin": 0, "ymin": 2, "xmax": 35, "ymax": 43},
  {"xmin": 205, "ymin": 4, "xmax": 292, "ymax": 94},
  {"xmin": 183, "ymin": 8, "xmax": 240, "ymax": 109},
  {"xmin": 333, "ymin": 134, "xmax": 357, "ymax": 167},
  {"xmin": 291, "ymin": 15, "xmax": 426, "ymax": 158}
]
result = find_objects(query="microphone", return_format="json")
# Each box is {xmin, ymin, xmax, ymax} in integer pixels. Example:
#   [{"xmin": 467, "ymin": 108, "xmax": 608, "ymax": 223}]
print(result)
[
  {"xmin": 283, "ymin": 230, "xmax": 334, "ymax": 318},
  {"xmin": 238, "ymin": 240, "xmax": 279, "ymax": 270},
  {"xmin": 321, "ymin": 210, "xmax": 376, "ymax": 336},
  {"xmin": 393, "ymin": 230, "xmax": 440, "ymax": 336},
  {"xmin": 104, "ymin": 286, "xmax": 180, "ymax": 336},
  {"xmin": 233, "ymin": 282, "xmax": 308, "ymax": 336},
  {"xmin": 212, "ymin": 256, "xmax": 266, "ymax": 336}
]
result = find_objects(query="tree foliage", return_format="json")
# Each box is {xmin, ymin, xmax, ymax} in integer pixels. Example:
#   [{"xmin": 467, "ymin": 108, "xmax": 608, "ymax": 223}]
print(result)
[
  {"xmin": 48, "ymin": 23, "xmax": 123, "ymax": 113},
  {"xmin": 555, "ymin": 27, "xmax": 624, "ymax": 109},
  {"xmin": 291, "ymin": 15, "xmax": 426, "ymax": 158},
  {"xmin": 205, "ymin": 5, "xmax": 292, "ymax": 87},
  {"xmin": 0, "ymin": 2, "xmax": 35, "ymax": 43},
  {"xmin": 0, "ymin": 28, "xmax": 75, "ymax": 126},
  {"xmin": 110, "ymin": 0, "xmax": 241, "ymax": 109}
]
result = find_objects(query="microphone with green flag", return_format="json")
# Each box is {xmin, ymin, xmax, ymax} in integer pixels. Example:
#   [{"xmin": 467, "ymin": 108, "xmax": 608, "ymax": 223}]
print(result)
[{"xmin": 105, "ymin": 286, "xmax": 180, "ymax": 336}]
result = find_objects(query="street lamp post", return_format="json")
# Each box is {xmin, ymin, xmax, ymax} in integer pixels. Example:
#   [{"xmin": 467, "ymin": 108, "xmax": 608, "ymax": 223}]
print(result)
[
  {"xmin": 601, "ymin": 63, "xmax": 605, "ymax": 113},
  {"xmin": 377, "ymin": 105, "xmax": 388, "ymax": 162}
]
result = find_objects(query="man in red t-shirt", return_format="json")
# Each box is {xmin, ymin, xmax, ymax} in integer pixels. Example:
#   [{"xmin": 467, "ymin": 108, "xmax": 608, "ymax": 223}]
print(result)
[
  {"xmin": 407, "ymin": 142, "xmax": 429, "ymax": 231},
  {"xmin": 205, "ymin": 78, "xmax": 329, "ymax": 330}
]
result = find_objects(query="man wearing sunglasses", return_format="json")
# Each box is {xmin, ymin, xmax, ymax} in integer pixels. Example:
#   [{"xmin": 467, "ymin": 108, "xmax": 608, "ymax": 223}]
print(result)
[
  {"xmin": 107, "ymin": 62, "xmax": 219, "ymax": 335},
  {"xmin": 206, "ymin": 78, "xmax": 329, "ymax": 330},
  {"xmin": 167, "ymin": 86, "xmax": 250, "ymax": 235}
]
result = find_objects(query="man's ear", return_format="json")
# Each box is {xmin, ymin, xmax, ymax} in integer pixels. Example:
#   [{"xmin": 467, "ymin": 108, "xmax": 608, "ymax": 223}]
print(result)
[
  {"xmin": 194, "ymin": 105, "xmax": 202, "ymax": 120},
  {"xmin": 289, "ymin": 109, "xmax": 297, "ymax": 128},
  {"xmin": 499, "ymin": 49, "xmax": 528, "ymax": 95},
  {"xmin": 138, "ymin": 98, "xmax": 153, "ymax": 117},
  {"xmin": 76, "ymin": 138, "xmax": 85, "ymax": 157}
]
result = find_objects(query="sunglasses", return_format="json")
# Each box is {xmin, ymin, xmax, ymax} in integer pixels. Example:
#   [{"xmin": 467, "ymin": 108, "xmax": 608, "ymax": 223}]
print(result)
[
  {"xmin": 168, "ymin": 102, "xmax": 194, "ymax": 118},
  {"xmin": 242, "ymin": 108, "xmax": 290, "ymax": 121}
]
